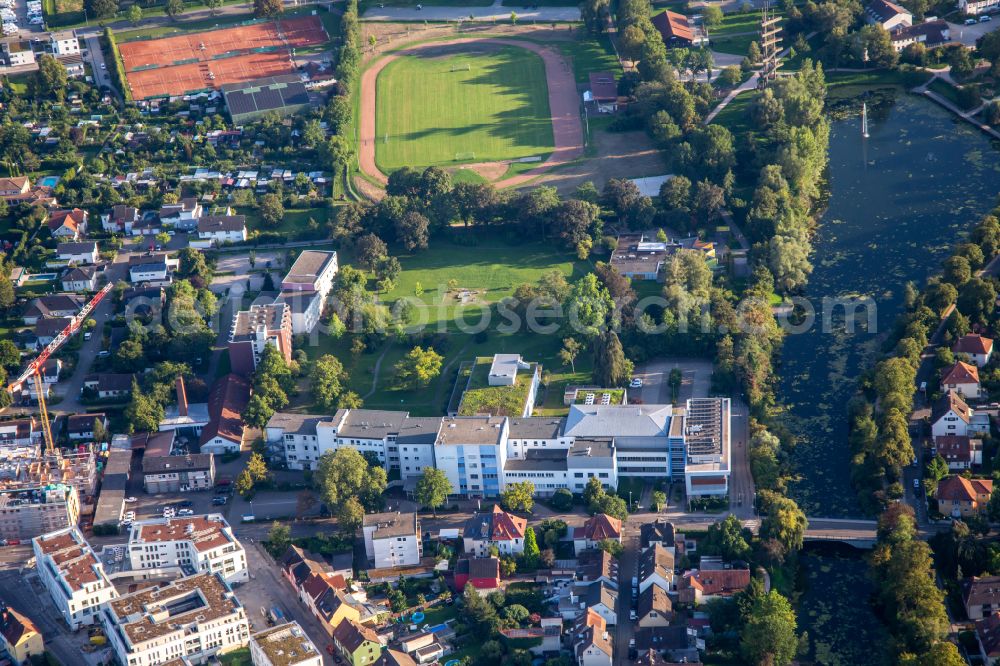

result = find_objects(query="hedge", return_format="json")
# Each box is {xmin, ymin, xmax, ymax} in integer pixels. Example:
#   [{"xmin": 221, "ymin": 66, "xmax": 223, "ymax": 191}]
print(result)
[{"xmin": 103, "ymin": 28, "xmax": 132, "ymax": 103}]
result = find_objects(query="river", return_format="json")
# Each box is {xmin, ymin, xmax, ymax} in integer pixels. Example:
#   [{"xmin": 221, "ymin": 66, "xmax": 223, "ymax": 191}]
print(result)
[{"xmin": 782, "ymin": 90, "xmax": 1000, "ymax": 519}]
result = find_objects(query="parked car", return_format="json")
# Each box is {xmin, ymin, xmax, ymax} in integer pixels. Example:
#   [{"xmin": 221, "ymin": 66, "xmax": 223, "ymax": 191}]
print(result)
[
  {"xmin": 630, "ymin": 378, "xmax": 642, "ymax": 388},
  {"xmin": 629, "ymin": 609, "xmax": 637, "ymax": 621},
  {"xmin": 981, "ymin": 14, "xmax": 992, "ymax": 21},
  {"xmin": 177, "ymin": 509, "xmax": 194, "ymax": 516},
  {"xmin": 124, "ymin": 496, "xmax": 137, "ymax": 503},
  {"xmin": 913, "ymin": 478, "xmax": 921, "ymax": 489},
  {"xmin": 965, "ymin": 17, "xmax": 978, "ymax": 24},
  {"xmin": 212, "ymin": 497, "xmax": 227, "ymax": 505}
]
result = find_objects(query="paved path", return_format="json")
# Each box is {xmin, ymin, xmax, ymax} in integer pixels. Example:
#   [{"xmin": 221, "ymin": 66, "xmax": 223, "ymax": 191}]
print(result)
[
  {"xmin": 358, "ymin": 37, "xmax": 584, "ymax": 189},
  {"xmin": 362, "ymin": 5, "xmax": 581, "ymax": 21}
]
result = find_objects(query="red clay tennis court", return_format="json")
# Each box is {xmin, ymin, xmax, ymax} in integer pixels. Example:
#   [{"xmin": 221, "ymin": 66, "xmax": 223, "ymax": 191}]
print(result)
[{"xmin": 118, "ymin": 15, "xmax": 327, "ymax": 99}]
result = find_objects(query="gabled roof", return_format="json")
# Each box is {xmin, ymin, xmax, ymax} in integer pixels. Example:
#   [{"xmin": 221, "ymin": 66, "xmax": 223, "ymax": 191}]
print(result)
[
  {"xmin": 24, "ymin": 293, "xmax": 85, "ymax": 318},
  {"xmin": 651, "ymin": 10, "xmax": 694, "ymax": 42},
  {"xmin": 198, "ymin": 215, "xmax": 246, "ymax": 233},
  {"xmin": 574, "ymin": 513, "xmax": 622, "ymax": 542},
  {"xmin": 867, "ymin": 0, "xmax": 911, "ymax": 21},
  {"xmin": 937, "ymin": 475, "xmax": 992, "ymax": 502},
  {"xmin": 490, "ymin": 504, "xmax": 526, "ymax": 541},
  {"xmin": 584, "ymin": 580, "xmax": 617, "ymax": 609},
  {"xmin": 640, "ymin": 520, "xmax": 676, "ymax": 549},
  {"xmin": 978, "ymin": 612, "xmax": 1000, "ymax": 657},
  {"xmin": 376, "ymin": 649, "xmax": 418, "ymax": 666},
  {"xmin": 936, "ymin": 435, "xmax": 979, "ymax": 461},
  {"xmin": 638, "ymin": 543, "xmax": 675, "ymax": 582},
  {"xmin": 47, "ymin": 208, "xmax": 86, "ymax": 232},
  {"xmin": 199, "ymin": 373, "xmax": 251, "ymax": 445},
  {"xmin": 574, "ymin": 609, "xmax": 612, "ymax": 659},
  {"xmin": 966, "ymin": 577, "xmax": 1000, "ymax": 611},
  {"xmin": 637, "ymin": 582, "xmax": 672, "ymax": 620},
  {"xmin": 456, "ymin": 556, "xmax": 500, "ymax": 580},
  {"xmin": 0, "ymin": 606, "xmax": 40, "ymax": 647},
  {"xmin": 577, "ymin": 548, "xmax": 617, "ymax": 582},
  {"xmin": 332, "ymin": 619, "xmax": 379, "ymax": 654},
  {"xmin": 678, "ymin": 567, "xmax": 751, "ymax": 596},
  {"xmin": 57, "ymin": 241, "xmax": 97, "ymax": 255},
  {"xmin": 931, "ymin": 392, "xmax": 971, "ymax": 424},
  {"xmin": 942, "ymin": 361, "xmax": 980, "ymax": 386},
  {"xmin": 955, "ymin": 334, "xmax": 994, "ymax": 356},
  {"xmin": 66, "ymin": 412, "xmax": 106, "ymax": 434}
]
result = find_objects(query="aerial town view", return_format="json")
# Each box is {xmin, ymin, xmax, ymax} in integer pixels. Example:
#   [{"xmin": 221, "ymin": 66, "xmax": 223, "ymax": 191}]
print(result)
[{"xmin": 0, "ymin": 0, "xmax": 999, "ymax": 661}]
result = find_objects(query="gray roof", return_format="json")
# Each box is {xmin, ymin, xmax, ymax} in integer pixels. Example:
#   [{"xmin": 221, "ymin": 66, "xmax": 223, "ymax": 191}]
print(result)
[
  {"xmin": 505, "ymin": 449, "xmax": 566, "ymax": 472},
  {"xmin": 640, "ymin": 520, "xmax": 675, "ymax": 549},
  {"xmin": 436, "ymin": 416, "xmax": 505, "ymax": 446},
  {"xmin": 638, "ymin": 544, "xmax": 674, "ymax": 582},
  {"xmin": 363, "ymin": 511, "xmax": 418, "ymax": 539},
  {"xmin": 564, "ymin": 404, "xmax": 672, "ymax": 438},
  {"xmin": 337, "ymin": 409, "xmax": 407, "ymax": 439},
  {"xmin": 584, "ymin": 580, "xmax": 617, "ymax": 610},
  {"xmin": 57, "ymin": 241, "xmax": 97, "ymax": 254},
  {"xmin": 142, "ymin": 453, "xmax": 213, "ymax": 474},
  {"xmin": 283, "ymin": 250, "xmax": 337, "ymax": 284},
  {"xmin": 198, "ymin": 215, "xmax": 246, "ymax": 233},
  {"xmin": 395, "ymin": 417, "xmax": 441, "ymax": 446},
  {"xmin": 265, "ymin": 412, "xmax": 329, "ymax": 437},
  {"xmin": 507, "ymin": 417, "xmax": 564, "ymax": 439},
  {"xmin": 568, "ymin": 438, "xmax": 615, "ymax": 464},
  {"xmin": 489, "ymin": 354, "xmax": 522, "ymax": 381}
]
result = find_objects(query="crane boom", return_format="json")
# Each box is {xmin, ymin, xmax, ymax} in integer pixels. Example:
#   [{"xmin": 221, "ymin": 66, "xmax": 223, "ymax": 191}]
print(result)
[{"xmin": 6, "ymin": 282, "xmax": 114, "ymax": 455}]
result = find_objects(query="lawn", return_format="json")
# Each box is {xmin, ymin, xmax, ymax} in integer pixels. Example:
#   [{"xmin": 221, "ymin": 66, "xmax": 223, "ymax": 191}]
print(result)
[
  {"xmin": 709, "ymin": 90, "xmax": 753, "ymax": 135},
  {"xmin": 928, "ymin": 78, "xmax": 978, "ymax": 110},
  {"xmin": 218, "ymin": 648, "xmax": 252, "ymax": 666},
  {"xmin": 375, "ymin": 46, "xmax": 554, "ymax": 171},
  {"xmin": 709, "ymin": 32, "xmax": 756, "ymax": 56},
  {"xmin": 554, "ymin": 34, "xmax": 621, "ymax": 84}
]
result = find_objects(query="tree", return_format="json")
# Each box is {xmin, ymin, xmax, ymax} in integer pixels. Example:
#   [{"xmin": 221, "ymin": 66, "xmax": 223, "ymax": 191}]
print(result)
[
  {"xmin": 355, "ymin": 233, "xmax": 388, "ymax": 270},
  {"xmin": 311, "ymin": 354, "xmax": 347, "ymax": 411},
  {"xmin": 597, "ymin": 538, "xmax": 624, "ymax": 557},
  {"xmin": 926, "ymin": 455, "xmax": 949, "ymax": 484},
  {"xmin": 337, "ymin": 496, "xmax": 364, "ymax": 535},
  {"xmin": 0, "ymin": 279, "xmax": 14, "ymax": 313},
  {"xmin": 580, "ymin": 0, "xmax": 609, "ymax": 34},
  {"xmin": 719, "ymin": 65, "xmax": 742, "ymax": 87},
  {"xmin": 315, "ymin": 447, "xmax": 386, "ymax": 510},
  {"xmin": 759, "ymin": 494, "xmax": 808, "ymax": 557},
  {"xmin": 583, "ymin": 476, "xmax": 605, "ymax": 506},
  {"xmin": 522, "ymin": 527, "xmax": 540, "ymax": 568},
  {"xmin": 235, "ymin": 468, "xmax": 254, "ymax": 496},
  {"xmin": 702, "ymin": 515, "xmax": 752, "ymax": 560},
  {"xmin": 898, "ymin": 642, "xmax": 966, "ymax": 666},
  {"xmin": 943, "ymin": 255, "xmax": 972, "ymax": 286},
  {"xmin": 559, "ymin": 337, "xmax": 582, "ymax": 373},
  {"xmin": 127, "ymin": 3, "xmax": 142, "ymax": 24},
  {"xmin": 414, "ymin": 467, "xmax": 453, "ymax": 516},
  {"xmin": 393, "ymin": 346, "xmax": 443, "ymax": 389},
  {"xmin": 93, "ymin": 418, "xmax": 109, "ymax": 445},
  {"xmin": 748, "ymin": 40, "xmax": 762, "ymax": 63},
  {"xmin": 125, "ymin": 380, "xmax": 164, "ymax": 433},
  {"xmin": 338, "ymin": 391, "xmax": 363, "ymax": 409},
  {"xmin": 693, "ymin": 179, "xmax": 726, "ymax": 219},
  {"xmin": 260, "ymin": 193, "xmax": 284, "ymax": 227},
  {"xmin": 90, "ymin": 0, "xmax": 118, "ymax": 19},
  {"xmin": 0, "ymin": 340, "xmax": 19, "ymax": 369},
  {"xmin": 702, "ymin": 4, "xmax": 723, "ymax": 27},
  {"xmin": 552, "ymin": 487, "xmax": 574, "ymax": 511},
  {"xmin": 593, "ymin": 330, "xmax": 632, "ymax": 387},
  {"xmin": 651, "ymin": 490, "xmax": 667, "ymax": 511},
  {"xmin": 268, "ymin": 521, "xmax": 291, "ymax": 553},
  {"xmin": 501, "ymin": 481, "xmax": 535, "ymax": 513},
  {"xmin": 165, "ymin": 0, "xmax": 184, "ymax": 18},
  {"xmin": 740, "ymin": 590, "xmax": 799, "ymax": 666},
  {"xmin": 253, "ymin": 0, "xmax": 282, "ymax": 17},
  {"xmin": 206, "ymin": 0, "xmax": 222, "ymax": 14},
  {"xmin": 395, "ymin": 211, "xmax": 430, "ymax": 252},
  {"xmin": 36, "ymin": 55, "xmax": 68, "ymax": 101},
  {"xmin": 246, "ymin": 452, "xmax": 268, "ymax": 482}
]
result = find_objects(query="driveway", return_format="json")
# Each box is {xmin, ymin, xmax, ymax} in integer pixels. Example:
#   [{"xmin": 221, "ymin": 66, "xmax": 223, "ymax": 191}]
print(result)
[
  {"xmin": 632, "ymin": 357, "xmax": 713, "ymax": 404},
  {"xmin": 947, "ymin": 18, "xmax": 998, "ymax": 46},
  {"xmin": 82, "ymin": 34, "xmax": 115, "ymax": 93}
]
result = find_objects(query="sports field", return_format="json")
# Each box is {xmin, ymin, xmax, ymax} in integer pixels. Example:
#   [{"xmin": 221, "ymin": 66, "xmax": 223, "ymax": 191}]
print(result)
[{"xmin": 374, "ymin": 46, "xmax": 554, "ymax": 170}]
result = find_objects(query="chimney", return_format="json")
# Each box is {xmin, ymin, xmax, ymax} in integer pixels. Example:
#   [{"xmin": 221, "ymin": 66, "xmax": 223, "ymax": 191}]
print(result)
[{"xmin": 176, "ymin": 377, "xmax": 189, "ymax": 417}]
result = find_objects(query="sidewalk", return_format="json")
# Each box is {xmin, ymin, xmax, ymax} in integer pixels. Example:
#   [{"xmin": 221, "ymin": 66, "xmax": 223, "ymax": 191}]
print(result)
[{"xmin": 362, "ymin": 4, "xmax": 581, "ymax": 21}]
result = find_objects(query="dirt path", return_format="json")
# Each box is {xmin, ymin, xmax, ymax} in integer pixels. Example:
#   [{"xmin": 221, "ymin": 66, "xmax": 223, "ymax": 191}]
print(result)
[{"xmin": 358, "ymin": 37, "xmax": 584, "ymax": 189}]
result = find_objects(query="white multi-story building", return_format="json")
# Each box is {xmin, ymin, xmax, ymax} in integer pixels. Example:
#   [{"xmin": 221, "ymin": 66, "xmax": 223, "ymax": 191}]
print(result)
[
  {"xmin": 434, "ymin": 416, "xmax": 508, "ymax": 498},
  {"xmin": 362, "ymin": 512, "xmax": 422, "ymax": 568},
  {"xmin": 250, "ymin": 622, "xmax": 323, "ymax": 666},
  {"xmin": 48, "ymin": 32, "xmax": 80, "ymax": 56},
  {"xmin": 101, "ymin": 573, "xmax": 250, "ymax": 666},
  {"xmin": 127, "ymin": 514, "xmax": 248, "ymax": 584},
  {"xmin": 275, "ymin": 250, "xmax": 339, "ymax": 334},
  {"xmin": 32, "ymin": 527, "xmax": 118, "ymax": 630}
]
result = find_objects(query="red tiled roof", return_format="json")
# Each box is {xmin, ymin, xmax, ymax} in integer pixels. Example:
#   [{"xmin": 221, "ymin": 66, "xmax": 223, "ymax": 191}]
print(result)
[
  {"xmin": 942, "ymin": 361, "xmax": 980, "ymax": 386},
  {"xmin": 651, "ymin": 10, "xmax": 694, "ymax": 42},
  {"xmin": 680, "ymin": 568, "xmax": 750, "ymax": 596},
  {"xmin": 955, "ymin": 334, "xmax": 994, "ymax": 356},
  {"xmin": 490, "ymin": 505, "xmax": 526, "ymax": 541},
  {"xmin": 575, "ymin": 513, "xmax": 622, "ymax": 541},
  {"xmin": 47, "ymin": 208, "xmax": 86, "ymax": 233},
  {"xmin": 978, "ymin": 612, "xmax": 1000, "ymax": 657},
  {"xmin": 199, "ymin": 373, "xmax": 251, "ymax": 446},
  {"xmin": 0, "ymin": 607, "xmax": 39, "ymax": 647},
  {"xmin": 937, "ymin": 475, "xmax": 992, "ymax": 502},
  {"xmin": 937, "ymin": 435, "xmax": 975, "ymax": 462}
]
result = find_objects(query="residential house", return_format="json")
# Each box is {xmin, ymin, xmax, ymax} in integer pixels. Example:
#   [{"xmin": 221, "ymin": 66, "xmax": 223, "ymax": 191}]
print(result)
[
  {"xmin": 56, "ymin": 241, "xmax": 98, "ymax": 265},
  {"xmin": 331, "ymin": 619, "xmax": 382, "ymax": 666},
  {"xmin": 0, "ymin": 177, "xmax": 30, "ymax": 198},
  {"xmin": 22, "ymin": 294, "xmax": 85, "ymax": 325},
  {"xmin": 66, "ymin": 413, "xmax": 107, "ymax": 441},
  {"xmin": 142, "ymin": 453, "xmax": 215, "ymax": 493},
  {"xmin": 936, "ymin": 435, "xmax": 983, "ymax": 470},
  {"xmin": 126, "ymin": 514, "xmax": 248, "ymax": 584},
  {"xmin": 362, "ymin": 511, "xmax": 421, "ymax": 568},
  {"xmin": 101, "ymin": 205, "xmax": 139, "ymax": 234},
  {"xmin": 196, "ymin": 215, "xmax": 247, "ymax": 246},
  {"xmin": 965, "ymin": 576, "xmax": 1000, "ymax": 620},
  {"xmin": 83, "ymin": 373, "xmax": 135, "ymax": 400},
  {"xmin": 576, "ymin": 549, "xmax": 619, "ymax": 588},
  {"xmin": 610, "ymin": 234, "xmax": 674, "ymax": 281},
  {"xmin": 47, "ymin": 209, "xmax": 87, "ymax": 240},
  {"xmin": 633, "ymin": 627, "xmax": 699, "ymax": 664},
  {"xmin": 640, "ymin": 519, "xmax": 676, "ymax": 552},
  {"xmin": 275, "ymin": 250, "xmax": 339, "ymax": 334},
  {"xmin": 637, "ymin": 543, "xmax": 675, "ymax": 593},
  {"xmin": 975, "ymin": 611, "xmax": 1000, "ymax": 664},
  {"xmin": 960, "ymin": 0, "xmax": 999, "ymax": 15},
  {"xmin": 889, "ymin": 20, "xmax": 951, "ymax": 51},
  {"xmin": 651, "ymin": 10, "xmax": 702, "ymax": 47},
  {"xmin": 376, "ymin": 650, "xmax": 418, "ymax": 666},
  {"xmin": 463, "ymin": 505, "xmax": 527, "ymax": 556},
  {"xmin": 34, "ymin": 318, "xmax": 72, "ymax": 347},
  {"xmin": 199, "ymin": 373, "xmax": 251, "ymax": 454},
  {"xmin": 931, "ymin": 392, "xmax": 973, "ymax": 441},
  {"xmin": 677, "ymin": 565, "xmax": 751, "ymax": 604},
  {"xmin": 498, "ymin": 619, "xmax": 562, "ymax": 656},
  {"xmin": 865, "ymin": 0, "xmax": 912, "ymax": 30},
  {"xmin": 0, "ymin": 605, "xmax": 43, "ymax": 666},
  {"xmin": 249, "ymin": 622, "xmax": 323, "ymax": 666},
  {"xmin": 309, "ymin": 580, "xmax": 361, "ymax": 635},
  {"xmin": 48, "ymin": 32, "xmax": 80, "ymax": 56},
  {"xmin": 32, "ymin": 527, "xmax": 118, "ymax": 630},
  {"xmin": 573, "ymin": 513, "xmax": 622, "ymax": 553},
  {"xmin": 454, "ymin": 557, "xmax": 501, "ymax": 592},
  {"xmin": 573, "ymin": 609, "xmax": 613, "ymax": 666},
  {"xmin": 583, "ymin": 581, "xmax": 618, "ymax": 626},
  {"xmin": 61, "ymin": 265, "xmax": 102, "ymax": 292},
  {"xmin": 937, "ymin": 475, "xmax": 993, "ymax": 518},
  {"xmin": 956, "ymin": 334, "xmax": 994, "ymax": 367},
  {"xmin": 128, "ymin": 253, "xmax": 176, "ymax": 285},
  {"xmin": 0, "ymin": 419, "xmax": 37, "ymax": 447},
  {"xmin": 636, "ymin": 583, "xmax": 673, "ymax": 628},
  {"xmin": 228, "ymin": 303, "xmax": 293, "ymax": 378},
  {"xmin": 159, "ymin": 198, "xmax": 202, "ymax": 230},
  {"xmin": 941, "ymin": 361, "xmax": 982, "ymax": 400}
]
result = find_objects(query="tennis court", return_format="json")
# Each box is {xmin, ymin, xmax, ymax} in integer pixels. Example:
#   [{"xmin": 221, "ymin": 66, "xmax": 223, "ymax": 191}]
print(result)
[{"xmin": 118, "ymin": 16, "xmax": 327, "ymax": 99}]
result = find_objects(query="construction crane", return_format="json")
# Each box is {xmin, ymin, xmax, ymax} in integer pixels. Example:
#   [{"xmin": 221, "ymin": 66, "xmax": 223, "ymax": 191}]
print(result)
[{"xmin": 5, "ymin": 282, "xmax": 114, "ymax": 455}]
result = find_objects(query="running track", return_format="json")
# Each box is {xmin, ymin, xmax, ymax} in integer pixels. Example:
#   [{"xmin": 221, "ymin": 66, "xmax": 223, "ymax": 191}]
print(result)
[{"xmin": 358, "ymin": 38, "xmax": 584, "ymax": 190}]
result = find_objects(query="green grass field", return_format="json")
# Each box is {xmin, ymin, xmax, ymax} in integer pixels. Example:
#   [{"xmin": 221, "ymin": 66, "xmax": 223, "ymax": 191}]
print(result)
[{"xmin": 375, "ymin": 46, "xmax": 554, "ymax": 171}]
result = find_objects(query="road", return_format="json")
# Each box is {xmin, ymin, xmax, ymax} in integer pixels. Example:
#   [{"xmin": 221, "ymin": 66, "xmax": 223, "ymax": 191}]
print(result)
[
  {"xmin": 82, "ymin": 34, "xmax": 115, "ymax": 94},
  {"xmin": 612, "ymin": 534, "xmax": 638, "ymax": 666}
]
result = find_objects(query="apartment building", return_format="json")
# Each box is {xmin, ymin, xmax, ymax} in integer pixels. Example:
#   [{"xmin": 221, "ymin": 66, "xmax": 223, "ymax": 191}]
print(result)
[
  {"xmin": 101, "ymin": 573, "xmax": 250, "ymax": 666},
  {"xmin": 435, "ymin": 416, "xmax": 508, "ymax": 498},
  {"xmin": 127, "ymin": 514, "xmax": 248, "ymax": 584},
  {"xmin": 228, "ymin": 303, "xmax": 293, "ymax": 378},
  {"xmin": 142, "ymin": 454, "xmax": 215, "ymax": 493},
  {"xmin": 0, "ymin": 484, "xmax": 80, "ymax": 541},
  {"xmin": 250, "ymin": 622, "xmax": 323, "ymax": 666},
  {"xmin": 275, "ymin": 250, "xmax": 339, "ymax": 334},
  {"xmin": 362, "ymin": 512, "xmax": 422, "ymax": 568},
  {"xmin": 32, "ymin": 527, "xmax": 118, "ymax": 630}
]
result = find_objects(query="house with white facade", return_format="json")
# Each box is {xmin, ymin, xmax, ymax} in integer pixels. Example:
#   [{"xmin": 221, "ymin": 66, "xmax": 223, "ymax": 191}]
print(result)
[
  {"xmin": 101, "ymin": 205, "xmax": 139, "ymax": 234},
  {"xmin": 573, "ymin": 609, "xmax": 613, "ymax": 666},
  {"xmin": 637, "ymin": 543, "xmax": 675, "ymax": 593},
  {"xmin": 126, "ymin": 514, "xmax": 248, "ymax": 584},
  {"xmin": 159, "ymin": 198, "xmax": 202, "ymax": 230},
  {"xmin": 955, "ymin": 334, "xmax": 994, "ymax": 367},
  {"xmin": 573, "ymin": 514, "xmax": 622, "ymax": 553},
  {"xmin": 128, "ymin": 253, "xmax": 178, "ymax": 285},
  {"xmin": 101, "ymin": 573, "xmax": 250, "ymax": 666},
  {"xmin": 865, "ymin": 0, "xmax": 912, "ymax": 30},
  {"xmin": 362, "ymin": 511, "xmax": 422, "ymax": 568},
  {"xmin": 56, "ymin": 241, "xmax": 98, "ymax": 265},
  {"xmin": 61, "ymin": 265, "xmax": 102, "ymax": 292},
  {"xmin": 959, "ymin": 0, "xmax": 999, "ymax": 15},
  {"xmin": 196, "ymin": 215, "xmax": 247, "ymax": 246},
  {"xmin": 32, "ymin": 527, "xmax": 118, "ymax": 630},
  {"xmin": 462, "ymin": 505, "xmax": 526, "ymax": 557},
  {"xmin": 942, "ymin": 361, "xmax": 983, "ymax": 400},
  {"xmin": 275, "ymin": 250, "xmax": 339, "ymax": 334},
  {"xmin": 48, "ymin": 32, "xmax": 80, "ymax": 56},
  {"xmin": 932, "ymin": 392, "xmax": 972, "ymax": 441},
  {"xmin": 47, "ymin": 209, "xmax": 87, "ymax": 240}
]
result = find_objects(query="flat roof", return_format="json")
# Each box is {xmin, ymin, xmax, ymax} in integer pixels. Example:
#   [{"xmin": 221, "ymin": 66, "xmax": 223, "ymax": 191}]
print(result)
[
  {"xmin": 131, "ymin": 514, "xmax": 236, "ymax": 553},
  {"xmin": 250, "ymin": 622, "xmax": 321, "ymax": 666},
  {"xmin": 436, "ymin": 416, "xmax": 505, "ymax": 446},
  {"xmin": 282, "ymin": 250, "xmax": 337, "ymax": 285},
  {"xmin": 363, "ymin": 511, "xmax": 418, "ymax": 539}
]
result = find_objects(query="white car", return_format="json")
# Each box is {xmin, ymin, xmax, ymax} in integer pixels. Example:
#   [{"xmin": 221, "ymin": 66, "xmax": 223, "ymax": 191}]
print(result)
[
  {"xmin": 630, "ymin": 378, "xmax": 643, "ymax": 388},
  {"xmin": 965, "ymin": 17, "xmax": 978, "ymax": 24},
  {"xmin": 124, "ymin": 496, "xmax": 137, "ymax": 503},
  {"xmin": 177, "ymin": 509, "xmax": 194, "ymax": 516}
]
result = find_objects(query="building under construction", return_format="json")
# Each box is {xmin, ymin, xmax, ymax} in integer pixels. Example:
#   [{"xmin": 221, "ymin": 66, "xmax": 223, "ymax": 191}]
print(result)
[{"xmin": 758, "ymin": 2, "xmax": 783, "ymax": 88}]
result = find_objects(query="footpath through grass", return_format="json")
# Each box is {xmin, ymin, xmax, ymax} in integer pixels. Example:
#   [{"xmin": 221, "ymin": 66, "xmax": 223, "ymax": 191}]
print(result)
[{"xmin": 375, "ymin": 45, "xmax": 554, "ymax": 171}]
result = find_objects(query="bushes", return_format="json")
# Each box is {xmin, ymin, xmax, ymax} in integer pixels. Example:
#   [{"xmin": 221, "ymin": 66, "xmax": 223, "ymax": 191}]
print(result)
[{"xmin": 103, "ymin": 28, "xmax": 132, "ymax": 103}]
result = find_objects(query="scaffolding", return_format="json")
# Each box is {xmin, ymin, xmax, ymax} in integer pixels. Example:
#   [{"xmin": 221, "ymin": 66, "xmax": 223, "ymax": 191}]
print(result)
[{"xmin": 758, "ymin": 0, "xmax": 783, "ymax": 89}]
